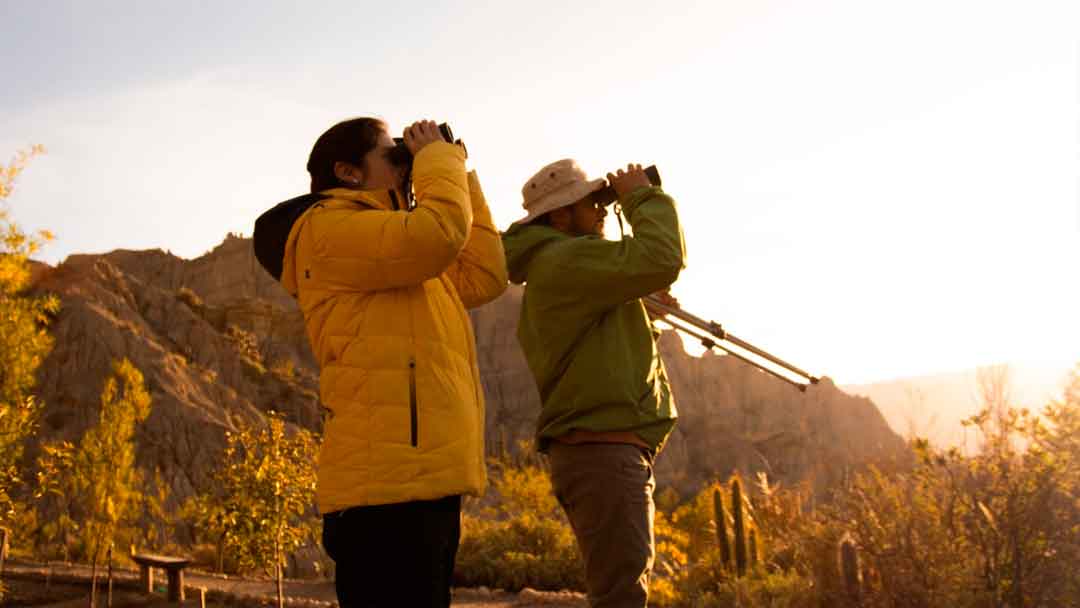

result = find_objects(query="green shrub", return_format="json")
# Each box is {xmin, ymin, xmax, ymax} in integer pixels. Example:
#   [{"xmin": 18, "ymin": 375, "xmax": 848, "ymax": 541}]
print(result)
[
  {"xmin": 456, "ymin": 513, "xmax": 582, "ymax": 591},
  {"xmin": 455, "ymin": 454, "xmax": 583, "ymax": 591},
  {"xmin": 707, "ymin": 570, "xmax": 818, "ymax": 608}
]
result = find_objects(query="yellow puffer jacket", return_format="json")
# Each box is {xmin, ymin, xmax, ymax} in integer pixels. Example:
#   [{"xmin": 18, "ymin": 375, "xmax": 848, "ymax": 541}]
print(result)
[{"xmin": 280, "ymin": 142, "xmax": 507, "ymax": 513}]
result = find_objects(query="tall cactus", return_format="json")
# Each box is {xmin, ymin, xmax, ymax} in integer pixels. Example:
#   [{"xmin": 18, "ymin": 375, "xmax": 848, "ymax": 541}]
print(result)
[
  {"xmin": 731, "ymin": 477, "xmax": 748, "ymax": 577},
  {"xmin": 713, "ymin": 487, "xmax": 732, "ymax": 570},
  {"xmin": 839, "ymin": 533, "xmax": 861, "ymax": 603},
  {"xmin": 748, "ymin": 528, "xmax": 759, "ymax": 570}
]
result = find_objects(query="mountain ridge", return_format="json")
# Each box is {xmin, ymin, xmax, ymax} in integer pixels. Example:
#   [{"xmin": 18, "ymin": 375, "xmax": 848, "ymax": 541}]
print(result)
[
  {"xmin": 28, "ymin": 234, "xmax": 907, "ymax": 507},
  {"xmin": 842, "ymin": 363, "xmax": 1073, "ymax": 447}
]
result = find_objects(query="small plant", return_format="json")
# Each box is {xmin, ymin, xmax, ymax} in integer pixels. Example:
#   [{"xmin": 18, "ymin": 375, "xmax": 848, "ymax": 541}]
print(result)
[
  {"xmin": 226, "ymin": 324, "xmax": 263, "ymax": 368},
  {"xmin": 166, "ymin": 352, "xmax": 188, "ymax": 368},
  {"xmin": 176, "ymin": 286, "xmax": 204, "ymax": 310},
  {"xmin": 270, "ymin": 357, "xmax": 295, "ymax": 380}
]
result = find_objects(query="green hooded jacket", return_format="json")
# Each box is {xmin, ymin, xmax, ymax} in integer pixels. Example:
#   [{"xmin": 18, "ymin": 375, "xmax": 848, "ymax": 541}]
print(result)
[{"xmin": 502, "ymin": 186, "xmax": 687, "ymax": 452}]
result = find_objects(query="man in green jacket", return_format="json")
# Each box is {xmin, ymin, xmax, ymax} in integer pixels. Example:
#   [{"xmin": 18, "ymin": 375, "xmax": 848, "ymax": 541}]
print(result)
[{"xmin": 502, "ymin": 159, "xmax": 686, "ymax": 607}]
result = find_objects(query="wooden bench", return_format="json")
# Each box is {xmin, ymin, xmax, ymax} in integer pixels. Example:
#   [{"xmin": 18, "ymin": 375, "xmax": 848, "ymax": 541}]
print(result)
[{"xmin": 132, "ymin": 553, "xmax": 191, "ymax": 602}]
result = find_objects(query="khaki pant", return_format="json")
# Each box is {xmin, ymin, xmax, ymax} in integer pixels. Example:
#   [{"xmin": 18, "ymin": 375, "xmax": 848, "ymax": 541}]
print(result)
[{"xmin": 548, "ymin": 442, "xmax": 656, "ymax": 608}]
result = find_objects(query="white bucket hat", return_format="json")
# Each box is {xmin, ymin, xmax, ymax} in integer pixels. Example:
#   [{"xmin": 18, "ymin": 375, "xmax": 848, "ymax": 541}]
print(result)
[{"xmin": 512, "ymin": 159, "xmax": 606, "ymax": 226}]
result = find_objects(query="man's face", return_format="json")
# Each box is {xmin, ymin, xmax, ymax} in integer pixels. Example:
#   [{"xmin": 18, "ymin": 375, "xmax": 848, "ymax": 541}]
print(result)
[{"xmin": 566, "ymin": 194, "xmax": 607, "ymax": 237}]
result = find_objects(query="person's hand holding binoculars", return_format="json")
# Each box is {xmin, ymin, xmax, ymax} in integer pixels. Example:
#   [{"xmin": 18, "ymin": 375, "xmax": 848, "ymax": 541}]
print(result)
[
  {"xmin": 606, "ymin": 164, "xmax": 652, "ymax": 198},
  {"xmin": 402, "ymin": 120, "xmax": 445, "ymax": 155}
]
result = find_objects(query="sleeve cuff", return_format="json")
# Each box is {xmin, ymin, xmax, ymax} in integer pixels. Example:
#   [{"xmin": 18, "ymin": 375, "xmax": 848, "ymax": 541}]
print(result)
[{"xmin": 620, "ymin": 186, "xmax": 666, "ymax": 218}]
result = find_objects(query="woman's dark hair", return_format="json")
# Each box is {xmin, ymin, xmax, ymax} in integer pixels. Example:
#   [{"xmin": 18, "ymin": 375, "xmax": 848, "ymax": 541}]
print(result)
[{"xmin": 307, "ymin": 117, "xmax": 387, "ymax": 193}]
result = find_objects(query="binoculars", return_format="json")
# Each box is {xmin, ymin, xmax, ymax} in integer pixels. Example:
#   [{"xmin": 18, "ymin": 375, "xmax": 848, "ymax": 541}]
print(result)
[
  {"xmin": 388, "ymin": 122, "xmax": 660, "ymax": 206},
  {"xmin": 594, "ymin": 165, "xmax": 662, "ymax": 205},
  {"xmin": 388, "ymin": 123, "xmax": 458, "ymax": 168}
]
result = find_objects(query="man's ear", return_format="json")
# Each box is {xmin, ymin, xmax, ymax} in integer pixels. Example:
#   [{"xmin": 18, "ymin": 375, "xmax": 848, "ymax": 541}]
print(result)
[{"xmin": 333, "ymin": 161, "xmax": 364, "ymax": 186}]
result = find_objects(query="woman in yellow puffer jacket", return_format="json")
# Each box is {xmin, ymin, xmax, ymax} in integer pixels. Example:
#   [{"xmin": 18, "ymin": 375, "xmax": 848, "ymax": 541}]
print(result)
[{"xmin": 280, "ymin": 118, "xmax": 506, "ymax": 607}]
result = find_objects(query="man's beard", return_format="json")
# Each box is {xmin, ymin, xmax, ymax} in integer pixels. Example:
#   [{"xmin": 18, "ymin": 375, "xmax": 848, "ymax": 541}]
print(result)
[{"xmin": 571, "ymin": 220, "xmax": 603, "ymax": 237}]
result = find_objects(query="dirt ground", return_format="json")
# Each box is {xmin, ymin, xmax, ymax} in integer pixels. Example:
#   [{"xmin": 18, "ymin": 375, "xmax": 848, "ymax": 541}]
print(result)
[{"xmin": 1, "ymin": 560, "xmax": 588, "ymax": 607}]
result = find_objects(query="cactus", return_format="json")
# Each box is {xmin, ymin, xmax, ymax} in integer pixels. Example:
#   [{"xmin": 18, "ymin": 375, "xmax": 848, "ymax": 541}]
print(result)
[
  {"xmin": 714, "ymin": 487, "xmax": 732, "ymax": 570},
  {"xmin": 748, "ymin": 527, "xmax": 759, "ymax": 570},
  {"xmin": 731, "ymin": 477, "xmax": 748, "ymax": 577},
  {"xmin": 839, "ymin": 533, "xmax": 861, "ymax": 603}
]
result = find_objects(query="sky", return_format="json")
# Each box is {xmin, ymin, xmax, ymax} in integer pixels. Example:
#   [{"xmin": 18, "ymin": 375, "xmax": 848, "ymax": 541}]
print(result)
[{"xmin": 2, "ymin": 0, "xmax": 1078, "ymax": 385}]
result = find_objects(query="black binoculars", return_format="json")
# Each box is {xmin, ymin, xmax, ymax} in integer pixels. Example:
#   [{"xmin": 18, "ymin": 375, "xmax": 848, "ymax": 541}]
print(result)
[
  {"xmin": 594, "ymin": 165, "xmax": 662, "ymax": 205},
  {"xmin": 387, "ymin": 122, "xmax": 657, "ymax": 206},
  {"xmin": 388, "ymin": 123, "xmax": 459, "ymax": 168}
]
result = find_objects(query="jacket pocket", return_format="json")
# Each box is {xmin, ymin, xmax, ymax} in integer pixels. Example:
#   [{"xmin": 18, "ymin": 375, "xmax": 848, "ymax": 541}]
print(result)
[{"xmin": 408, "ymin": 357, "xmax": 418, "ymax": 447}]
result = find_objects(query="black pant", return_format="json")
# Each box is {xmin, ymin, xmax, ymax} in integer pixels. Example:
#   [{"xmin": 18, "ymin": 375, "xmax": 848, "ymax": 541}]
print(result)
[{"xmin": 322, "ymin": 495, "xmax": 462, "ymax": 608}]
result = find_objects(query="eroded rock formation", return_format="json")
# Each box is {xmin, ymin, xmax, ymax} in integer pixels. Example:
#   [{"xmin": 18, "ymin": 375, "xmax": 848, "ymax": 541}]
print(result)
[{"xmin": 30, "ymin": 234, "xmax": 905, "ymax": 505}]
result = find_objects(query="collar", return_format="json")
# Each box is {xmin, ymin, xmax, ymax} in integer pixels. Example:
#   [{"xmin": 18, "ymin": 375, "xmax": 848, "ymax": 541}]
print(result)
[{"xmin": 320, "ymin": 188, "xmax": 405, "ymax": 211}]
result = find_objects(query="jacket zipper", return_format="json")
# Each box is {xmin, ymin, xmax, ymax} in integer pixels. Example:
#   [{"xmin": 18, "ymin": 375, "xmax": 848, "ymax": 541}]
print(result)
[{"xmin": 408, "ymin": 357, "xmax": 418, "ymax": 447}]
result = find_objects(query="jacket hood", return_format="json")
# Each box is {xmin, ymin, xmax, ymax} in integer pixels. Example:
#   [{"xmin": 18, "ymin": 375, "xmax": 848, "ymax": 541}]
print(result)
[
  {"xmin": 502, "ymin": 223, "xmax": 566, "ymax": 285},
  {"xmin": 253, "ymin": 192, "xmax": 328, "ymax": 286},
  {"xmin": 256, "ymin": 188, "xmax": 402, "ymax": 295}
]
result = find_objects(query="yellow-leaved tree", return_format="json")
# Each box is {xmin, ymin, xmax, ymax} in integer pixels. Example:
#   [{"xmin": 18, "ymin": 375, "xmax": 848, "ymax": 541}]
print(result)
[
  {"xmin": 38, "ymin": 358, "xmax": 151, "ymax": 606},
  {"xmin": 0, "ymin": 146, "xmax": 58, "ymax": 582},
  {"xmin": 186, "ymin": 412, "xmax": 317, "ymax": 608}
]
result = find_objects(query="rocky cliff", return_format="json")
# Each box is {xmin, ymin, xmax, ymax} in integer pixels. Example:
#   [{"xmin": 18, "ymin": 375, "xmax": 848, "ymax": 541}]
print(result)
[{"xmin": 29, "ymin": 234, "xmax": 906, "ymax": 505}]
